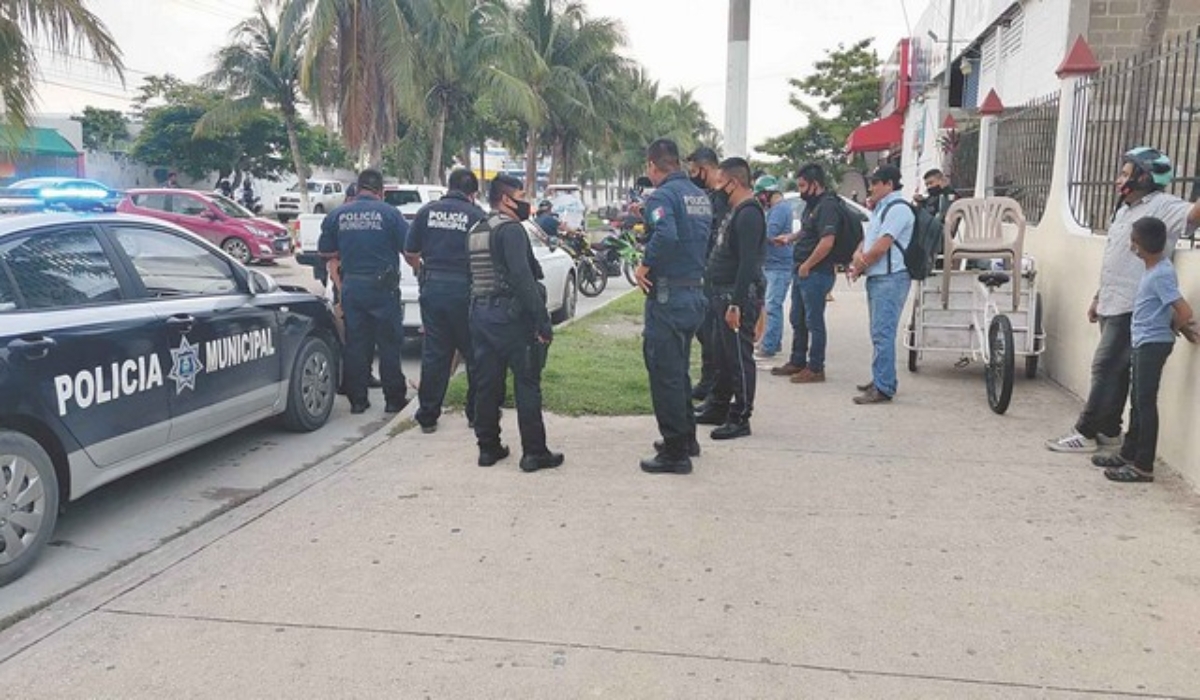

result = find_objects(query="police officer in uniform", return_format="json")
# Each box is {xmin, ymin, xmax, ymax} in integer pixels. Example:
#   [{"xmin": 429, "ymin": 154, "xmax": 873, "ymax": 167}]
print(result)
[
  {"xmin": 685, "ymin": 147, "xmax": 728, "ymax": 406},
  {"xmin": 318, "ymin": 168, "xmax": 410, "ymax": 414},
  {"xmin": 695, "ymin": 157, "xmax": 766, "ymax": 440},
  {"xmin": 635, "ymin": 139, "xmax": 712, "ymax": 475},
  {"xmin": 467, "ymin": 174, "xmax": 564, "ymax": 472},
  {"xmin": 404, "ymin": 168, "xmax": 485, "ymax": 433}
]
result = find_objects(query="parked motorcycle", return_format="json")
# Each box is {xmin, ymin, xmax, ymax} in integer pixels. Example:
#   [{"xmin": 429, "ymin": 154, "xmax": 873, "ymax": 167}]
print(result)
[
  {"xmin": 595, "ymin": 222, "xmax": 645, "ymax": 287},
  {"xmin": 559, "ymin": 231, "xmax": 608, "ymax": 297}
]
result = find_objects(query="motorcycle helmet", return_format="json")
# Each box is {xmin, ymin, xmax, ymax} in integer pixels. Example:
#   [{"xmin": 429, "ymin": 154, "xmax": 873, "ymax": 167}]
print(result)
[{"xmin": 1123, "ymin": 146, "xmax": 1173, "ymax": 189}]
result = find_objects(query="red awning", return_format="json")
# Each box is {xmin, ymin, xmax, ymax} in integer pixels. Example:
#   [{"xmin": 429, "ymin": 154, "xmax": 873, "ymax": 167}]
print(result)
[{"xmin": 845, "ymin": 113, "xmax": 904, "ymax": 154}]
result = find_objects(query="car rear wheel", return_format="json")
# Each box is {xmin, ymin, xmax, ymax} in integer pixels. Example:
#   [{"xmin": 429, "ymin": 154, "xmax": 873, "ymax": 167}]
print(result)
[
  {"xmin": 0, "ymin": 431, "xmax": 60, "ymax": 586},
  {"xmin": 222, "ymin": 237, "xmax": 252, "ymax": 265},
  {"xmin": 551, "ymin": 272, "xmax": 577, "ymax": 324},
  {"xmin": 282, "ymin": 335, "xmax": 337, "ymax": 432},
  {"xmin": 313, "ymin": 204, "xmax": 325, "ymax": 214}
]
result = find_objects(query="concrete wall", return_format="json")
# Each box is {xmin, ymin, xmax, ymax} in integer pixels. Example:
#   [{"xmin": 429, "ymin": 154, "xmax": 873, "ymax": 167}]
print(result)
[{"xmin": 1088, "ymin": 0, "xmax": 1200, "ymax": 64}]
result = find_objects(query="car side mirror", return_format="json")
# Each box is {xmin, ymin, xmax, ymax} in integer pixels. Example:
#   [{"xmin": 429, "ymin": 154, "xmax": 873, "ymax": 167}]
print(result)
[{"xmin": 247, "ymin": 269, "xmax": 279, "ymax": 295}]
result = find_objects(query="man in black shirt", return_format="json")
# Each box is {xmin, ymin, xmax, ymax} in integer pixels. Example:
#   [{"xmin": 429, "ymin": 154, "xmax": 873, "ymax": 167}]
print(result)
[
  {"xmin": 771, "ymin": 163, "xmax": 841, "ymax": 383},
  {"xmin": 466, "ymin": 174, "xmax": 564, "ymax": 472},
  {"xmin": 404, "ymin": 168, "xmax": 485, "ymax": 433},
  {"xmin": 696, "ymin": 157, "xmax": 765, "ymax": 440}
]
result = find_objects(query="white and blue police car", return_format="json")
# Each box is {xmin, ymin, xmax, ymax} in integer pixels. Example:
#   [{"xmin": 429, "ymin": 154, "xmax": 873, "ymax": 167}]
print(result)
[{"xmin": 0, "ymin": 211, "xmax": 342, "ymax": 585}]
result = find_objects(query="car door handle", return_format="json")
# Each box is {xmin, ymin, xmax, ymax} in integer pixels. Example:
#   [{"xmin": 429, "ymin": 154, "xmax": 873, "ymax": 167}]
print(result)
[
  {"xmin": 8, "ymin": 336, "xmax": 57, "ymax": 361},
  {"xmin": 166, "ymin": 314, "xmax": 195, "ymax": 333}
]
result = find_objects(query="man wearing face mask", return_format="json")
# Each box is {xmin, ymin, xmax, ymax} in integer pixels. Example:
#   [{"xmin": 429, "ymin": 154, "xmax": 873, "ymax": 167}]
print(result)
[
  {"xmin": 636, "ymin": 139, "xmax": 712, "ymax": 475},
  {"xmin": 772, "ymin": 163, "xmax": 841, "ymax": 383},
  {"xmin": 695, "ymin": 158, "xmax": 765, "ymax": 440},
  {"xmin": 685, "ymin": 147, "xmax": 727, "ymax": 408},
  {"xmin": 916, "ymin": 168, "xmax": 955, "ymax": 218},
  {"xmin": 752, "ymin": 174, "xmax": 793, "ymax": 360},
  {"xmin": 404, "ymin": 168, "xmax": 485, "ymax": 434},
  {"xmin": 466, "ymin": 174, "xmax": 564, "ymax": 472}
]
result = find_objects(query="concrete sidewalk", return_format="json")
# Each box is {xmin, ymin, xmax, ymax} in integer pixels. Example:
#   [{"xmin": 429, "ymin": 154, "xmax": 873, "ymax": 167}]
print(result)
[{"xmin": 2, "ymin": 281, "xmax": 1199, "ymax": 699}]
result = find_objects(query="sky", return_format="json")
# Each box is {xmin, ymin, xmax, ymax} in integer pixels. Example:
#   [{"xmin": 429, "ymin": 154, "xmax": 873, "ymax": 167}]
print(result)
[{"xmin": 34, "ymin": 0, "xmax": 929, "ymax": 155}]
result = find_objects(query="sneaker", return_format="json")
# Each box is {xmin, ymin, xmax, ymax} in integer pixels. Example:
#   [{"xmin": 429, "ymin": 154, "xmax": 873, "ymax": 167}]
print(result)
[
  {"xmin": 790, "ymin": 368, "xmax": 826, "ymax": 384},
  {"xmin": 1045, "ymin": 431, "xmax": 1098, "ymax": 453},
  {"xmin": 1097, "ymin": 432, "xmax": 1122, "ymax": 446},
  {"xmin": 770, "ymin": 362, "xmax": 804, "ymax": 377}
]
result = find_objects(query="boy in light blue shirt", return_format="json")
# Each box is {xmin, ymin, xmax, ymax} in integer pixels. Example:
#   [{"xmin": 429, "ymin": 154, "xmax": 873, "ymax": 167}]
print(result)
[{"xmin": 1095, "ymin": 216, "xmax": 1195, "ymax": 482}]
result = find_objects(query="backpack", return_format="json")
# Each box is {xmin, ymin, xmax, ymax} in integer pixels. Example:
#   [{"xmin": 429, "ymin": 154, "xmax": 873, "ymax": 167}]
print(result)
[
  {"xmin": 826, "ymin": 195, "xmax": 864, "ymax": 265},
  {"xmin": 880, "ymin": 200, "xmax": 944, "ymax": 280}
]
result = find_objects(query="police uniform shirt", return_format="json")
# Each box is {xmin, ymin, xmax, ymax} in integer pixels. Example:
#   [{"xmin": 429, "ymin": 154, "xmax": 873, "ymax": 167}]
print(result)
[
  {"xmin": 641, "ymin": 171, "xmax": 712, "ymax": 282},
  {"xmin": 318, "ymin": 192, "xmax": 408, "ymax": 276},
  {"xmin": 404, "ymin": 192, "xmax": 484, "ymax": 273}
]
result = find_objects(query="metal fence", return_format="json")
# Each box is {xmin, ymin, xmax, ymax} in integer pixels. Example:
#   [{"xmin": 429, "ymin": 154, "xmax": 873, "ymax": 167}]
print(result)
[
  {"xmin": 992, "ymin": 93, "xmax": 1059, "ymax": 224},
  {"xmin": 1069, "ymin": 27, "xmax": 1200, "ymax": 239}
]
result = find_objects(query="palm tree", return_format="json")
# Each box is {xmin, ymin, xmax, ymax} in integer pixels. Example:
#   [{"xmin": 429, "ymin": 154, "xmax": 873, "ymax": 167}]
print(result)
[
  {"xmin": 511, "ymin": 0, "xmax": 626, "ymax": 193},
  {"xmin": 404, "ymin": 0, "xmax": 538, "ymax": 184},
  {"xmin": 0, "ymin": 0, "xmax": 125, "ymax": 131},
  {"xmin": 200, "ymin": 1, "xmax": 312, "ymax": 209},
  {"xmin": 282, "ymin": 0, "xmax": 414, "ymax": 166}
]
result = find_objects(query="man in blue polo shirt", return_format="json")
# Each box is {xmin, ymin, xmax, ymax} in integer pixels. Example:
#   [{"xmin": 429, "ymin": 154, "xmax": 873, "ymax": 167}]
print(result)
[{"xmin": 848, "ymin": 165, "xmax": 913, "ymax": 404}]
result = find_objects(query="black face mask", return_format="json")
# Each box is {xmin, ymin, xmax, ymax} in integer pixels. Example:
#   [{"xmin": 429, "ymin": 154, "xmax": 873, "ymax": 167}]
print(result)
[
  {"xmin": 511, "ymin": 197, "xmax": 532, "ymax": 221},
  {"xmin": 926, "ymin": 185, "xmax": 944, "ymax": 197},
  {"xmin": 690, "ymin": 175, "xmax": 707, "ymax": 189},
  {"xmin": 800, "ymin": 186, "xmax": 820, "ymax": 204}
]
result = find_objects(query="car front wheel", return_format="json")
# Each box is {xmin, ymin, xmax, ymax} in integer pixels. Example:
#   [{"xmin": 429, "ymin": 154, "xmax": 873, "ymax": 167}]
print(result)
[
  {"xmin": 551, "ymin": 272, "xmax": 577, "ymax": 324},
  {"xmin": 282, "ymin": 335, "xmax": 337, "ymax": 432},
  {"xmin": 222, "ymin": 237, "xmax": 252, "ymax": 265},
  {"xmin": 0, "ymin": 431, "xmax": 60, "ymax": 586}
]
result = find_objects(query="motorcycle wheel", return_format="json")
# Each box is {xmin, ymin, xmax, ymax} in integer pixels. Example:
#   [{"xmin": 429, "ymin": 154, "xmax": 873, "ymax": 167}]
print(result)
[
  {"xmin": 578, "ymin": 258, "xmax": 608, "ymax": 297},
  {"xmin": 622, "ymin": 260, "xmax": 637, "ymax": 287}
]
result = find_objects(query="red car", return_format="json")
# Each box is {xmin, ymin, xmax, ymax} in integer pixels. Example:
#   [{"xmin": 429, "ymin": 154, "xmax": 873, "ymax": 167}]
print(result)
[{"xmin": 118, "ymin": 188, "xmax": 292, "ymax": 264}]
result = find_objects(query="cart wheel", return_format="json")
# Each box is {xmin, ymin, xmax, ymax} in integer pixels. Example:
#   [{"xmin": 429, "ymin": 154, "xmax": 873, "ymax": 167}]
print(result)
[
  {"xmin": 986, "ymin": 314, "xmax": 1015, "ymax": 414},
  {"xmin": 1024, "ymin": 292, "xmax": 1043, "ymax": 379}
]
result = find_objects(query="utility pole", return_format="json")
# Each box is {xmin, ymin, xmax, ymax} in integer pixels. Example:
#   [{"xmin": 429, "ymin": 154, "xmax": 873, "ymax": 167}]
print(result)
[
  {"xmin": 724, "ymin": 0, "xmax": 751, "ymax": 157},
  {"xmin": 941, "ymin": 0, "xmax": 957, "ymax": 126}
]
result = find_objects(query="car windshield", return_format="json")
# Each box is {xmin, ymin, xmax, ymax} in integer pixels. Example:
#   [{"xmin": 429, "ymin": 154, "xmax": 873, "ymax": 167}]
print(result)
[
  {"xmin": 210, "ymin": 194, "xmax": 254, "ymax": 218},
  {"xmin": 289, "ymin": 182, "xmax": 323, "ymax": 193},
  {"xmin": 10, "ymin": 178, "xmax": 56, "ymax": 190}
]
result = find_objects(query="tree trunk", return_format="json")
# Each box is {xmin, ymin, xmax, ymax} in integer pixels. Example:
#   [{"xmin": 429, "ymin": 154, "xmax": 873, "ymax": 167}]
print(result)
[
  {"xmin": 284, "ymin": 114, "xmax": 311, "ymax": 212},
  {"xmin": 459, "ymin": 143, "xmax": 471, "ymax": 171},
  {"xmin": 550, "ymin": 135, "xmax": 565, "ymax": 184},
  {"xmin": 479, "ymin": 139, "xmax": 487, "ymax": 182},
  {"xmin": 428, "ymin": 98, "xmax": 449, "ymax": 185},
  {"xmin": 1123, "ymin": 0, "xmax": 1172, "ymax": 148},
  {"xmin": 525, "ymin": 130, "xmax": 538, "ymax": 196}
]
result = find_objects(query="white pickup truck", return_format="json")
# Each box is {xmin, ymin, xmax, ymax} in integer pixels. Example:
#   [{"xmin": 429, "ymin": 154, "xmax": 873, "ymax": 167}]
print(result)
[
  {"xmin": 274, "ymin": 179, "xmax": 347, "ymax": 221},
  {"xmin": 292, "ymin": 212, "xmax": 577, "ymax": 341}
]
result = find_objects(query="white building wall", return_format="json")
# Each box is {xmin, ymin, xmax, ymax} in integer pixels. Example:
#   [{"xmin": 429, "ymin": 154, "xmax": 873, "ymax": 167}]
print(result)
[{"xmin": 900, "ymin": 0, "xmax": 1072, "ymax": 195}]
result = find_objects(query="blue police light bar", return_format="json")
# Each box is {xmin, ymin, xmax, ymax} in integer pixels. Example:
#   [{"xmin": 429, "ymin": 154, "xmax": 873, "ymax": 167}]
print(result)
[{"xmin": 40, "ymin": 187, "xmax": 111, "ymax": 200}]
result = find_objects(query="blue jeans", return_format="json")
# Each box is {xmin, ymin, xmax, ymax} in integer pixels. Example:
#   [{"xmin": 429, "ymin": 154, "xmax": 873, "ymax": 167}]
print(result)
[
  {"xmin": 866, "ymin": 272, "xmax": 911, "ymax": 397},
  {"xmin": 760, "ymin": 268, "xmax": 792, "ymax": 354},
  {"xmin": 788, "ymin": 268, "xmax": 836, "ymax": 372}
]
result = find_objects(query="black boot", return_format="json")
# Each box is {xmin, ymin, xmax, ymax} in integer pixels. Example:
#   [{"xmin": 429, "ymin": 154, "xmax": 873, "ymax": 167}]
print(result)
[
  {"xmin": 711, "ymin": 421, "xmax": 751, "ymax": 441},
  {"xmin": 478, "ymin": 444, "xmax": 510, "ymax": 467},
  {"xmin": 640, "ymin": 453, "xmax": 693, "ymax": 475},
  {"xmin": 694, "ymin": 404, "xmax": 728, "ymax": 426},
  {"xmin": 520, "ymin": 451, "xmax": 565, "ymax": 472},
  {"xmin": 654, "ymin": 437, "xmax": 701, "ymax": 457}
]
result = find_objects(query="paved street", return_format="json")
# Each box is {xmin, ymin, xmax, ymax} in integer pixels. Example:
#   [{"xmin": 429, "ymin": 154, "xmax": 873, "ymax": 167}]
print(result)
[
  {"xmin": 2, "ymin": 278, "xmax": 1198, "ymax": 698},
  {"xmin": 0, "ymin": 257, "xmax": 634, "ymax": 625}
]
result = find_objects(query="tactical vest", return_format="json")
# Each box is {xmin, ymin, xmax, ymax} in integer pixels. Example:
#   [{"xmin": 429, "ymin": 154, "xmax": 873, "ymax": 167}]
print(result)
[{"xmin": 468, "ymin": 215, "xmax": 509, "ymax": 298}]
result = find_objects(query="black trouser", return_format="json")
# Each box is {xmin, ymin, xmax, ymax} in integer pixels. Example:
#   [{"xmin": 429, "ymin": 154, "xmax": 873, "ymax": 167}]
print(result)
[
  {"xmin": 693, "ymin": 300, "xmax": 719, "ymax": 399},
  {"xmin": 1118, "ymin": 342, "xmax": 1173, "ymax": 470},
  {"xmin": 1075, "ymin": 313, "xmax": 1132, "ymax": 439},
  {"xmin": 643, "ymin": 286, "xmax": 706, "ymax": 457},
  {"xmin": 341, "ymin": 279, "xmax": 406, "ymax": 406},
  {"xmin": 709, "ymin": 293, "xmax": 759, "ymax": 424},
  {"xmin": 416, "ymin": 278, "xmax": 475, "ymax": 427},
  {"xmin": 470, "ymin": 299, "xmax": 549, "ymax": 456}
]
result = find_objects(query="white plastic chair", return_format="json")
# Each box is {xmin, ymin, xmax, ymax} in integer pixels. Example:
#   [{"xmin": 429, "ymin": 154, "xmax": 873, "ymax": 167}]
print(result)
[{"xmin": 940, "ymin": 197, "xmax": 1026, "ymax": 310}]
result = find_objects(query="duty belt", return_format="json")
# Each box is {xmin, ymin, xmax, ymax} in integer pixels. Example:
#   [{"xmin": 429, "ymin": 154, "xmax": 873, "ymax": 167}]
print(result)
[
  {"xmin": 471, "ymin": 294, "xmax": 514, "ymax": 306},
  {"xmin": 657, "ymin": 276, "xmax": 704, "ymax": 288},
  {"xmin": 422, "ymin": 269, "xmax": 470, "ymax": 282}
]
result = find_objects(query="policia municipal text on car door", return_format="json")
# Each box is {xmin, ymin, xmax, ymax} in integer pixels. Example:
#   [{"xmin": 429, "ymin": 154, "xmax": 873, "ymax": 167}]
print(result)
[{"xmin": 0, "ymin": 213, "xmax": 341, "ymax": 585}]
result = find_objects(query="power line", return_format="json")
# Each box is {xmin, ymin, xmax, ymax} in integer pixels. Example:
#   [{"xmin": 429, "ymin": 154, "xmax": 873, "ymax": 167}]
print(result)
[
  {"xmin": 38, "ymin": 78, "xmax": 134, "ymax": 102},
  {"xmin": 33, "ymin": 44, "xmax": 154, "ymax": 77}
]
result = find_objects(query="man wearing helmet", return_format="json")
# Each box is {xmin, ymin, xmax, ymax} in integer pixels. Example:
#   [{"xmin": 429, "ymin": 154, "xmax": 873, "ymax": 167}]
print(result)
[{"xmin": 1047, "ymin": 146, "xmax": 1200, "ymax": 454}]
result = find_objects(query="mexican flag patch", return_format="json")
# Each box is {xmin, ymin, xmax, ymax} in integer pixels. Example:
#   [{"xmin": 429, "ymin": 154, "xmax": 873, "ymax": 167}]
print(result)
[{"xmin": 649, "ymin": 206, "xmax": 666, "ymax": 224}]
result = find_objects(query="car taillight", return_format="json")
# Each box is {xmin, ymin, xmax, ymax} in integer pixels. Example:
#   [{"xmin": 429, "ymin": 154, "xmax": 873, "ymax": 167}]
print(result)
[{"xmin": 289, "ymin": 220, "xmax": 302, "ymax": 250}]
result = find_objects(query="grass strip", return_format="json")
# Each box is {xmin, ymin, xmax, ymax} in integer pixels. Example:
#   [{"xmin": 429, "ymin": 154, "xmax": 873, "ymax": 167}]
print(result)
[{"xmin": 444, "ymin": 290, "xmax": 655, "ymax": 416}]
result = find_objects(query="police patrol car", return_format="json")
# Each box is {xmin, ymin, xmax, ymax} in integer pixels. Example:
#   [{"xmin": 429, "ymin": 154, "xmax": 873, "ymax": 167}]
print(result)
[{"xmin": 0, "ymin": 211, "xmax": 342, "ymax": 585}]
